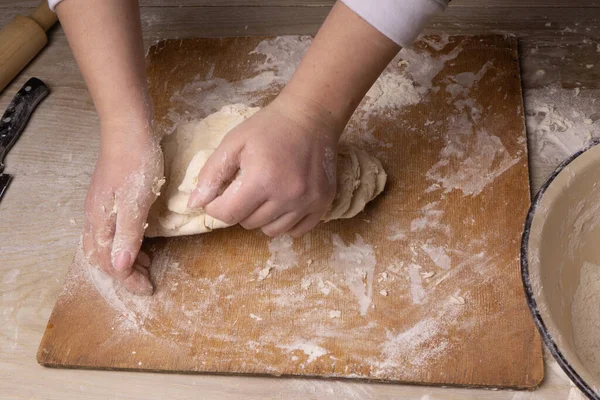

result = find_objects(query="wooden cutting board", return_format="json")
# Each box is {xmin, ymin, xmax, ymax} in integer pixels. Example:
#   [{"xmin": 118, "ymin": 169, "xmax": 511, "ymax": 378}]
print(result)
[{"xmin": 38, "ymin": 35, "xmax": 543, "ymax": 389}]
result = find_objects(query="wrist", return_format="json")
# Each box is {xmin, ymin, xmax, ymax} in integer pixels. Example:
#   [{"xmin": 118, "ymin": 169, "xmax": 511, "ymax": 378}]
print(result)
[
  {"xmin": 273, "ymin": 89, "xmax": 346, "ymax": 139},
  {"xmin": 99, "ymin": 114, "xmax": 160, "ymax": 155}
]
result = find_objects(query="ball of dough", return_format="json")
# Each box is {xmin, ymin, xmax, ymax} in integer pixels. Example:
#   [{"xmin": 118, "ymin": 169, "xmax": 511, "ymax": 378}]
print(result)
[{"xmin": 146, "ymin": 104, "xmax": 387, "ymax": 238}]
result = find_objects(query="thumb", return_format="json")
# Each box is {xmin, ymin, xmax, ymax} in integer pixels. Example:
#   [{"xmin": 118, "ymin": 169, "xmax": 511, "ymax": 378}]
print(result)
[{"xmin": 187, "ymin": 141, "xmax": 242, "ymax": 210}]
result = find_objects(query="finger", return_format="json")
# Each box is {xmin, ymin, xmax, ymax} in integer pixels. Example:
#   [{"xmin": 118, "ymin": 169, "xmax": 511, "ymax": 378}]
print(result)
[
  {"xmin": 134, "ymin": 263, "xmax": 150, "ymax": 278},
  {"xmin": 136, "ymin": 251, "xmax": 151, "ymax": 268},
  {"xmin": 89, "ymin": 207, "xmax": 118, "ymax": 277},
  {"xmin": 121, "ymin": 267, "xmax": 154, "ymax": 296},
  {"xmin": 261, "ymin": 212, "xmax": 305, "ymax": 237},
  {"xmin": 112, "ymin": 205, "xmax": 147, "ymax": 274},
  {"xmin": 187, "ymin": 141, "xmax": 243, "ymax": 210},
  {"xmin": 240, "ymin": 201, "xmax": 284, "ymax": 230},
  {"xmin": 287, "ymin": 212, "xmax": 322, "ymax": 238},
  {"xmin": 204, "ymin": 177, "xmax": 268, "ymax": 226},
  {"xmin": 92, "ymin": 239, "xmax": 116, "ymax": 277}
]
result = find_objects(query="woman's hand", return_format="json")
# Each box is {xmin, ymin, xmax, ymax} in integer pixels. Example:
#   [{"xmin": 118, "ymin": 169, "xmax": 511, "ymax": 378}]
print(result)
[
  {"xmin": 187, "ymin": 93, "xmax": 341, "ymax": 237},
  {"xmin": 57, "ymin": 0, "xmax": 164, "ymax": 294},
  {"xmin": 185, "ymin": 1, "xmax": 400, "ymax": 238},
  {"xmin": 83, "ymin": 122, "xmax": 164, "ymax": 295}
]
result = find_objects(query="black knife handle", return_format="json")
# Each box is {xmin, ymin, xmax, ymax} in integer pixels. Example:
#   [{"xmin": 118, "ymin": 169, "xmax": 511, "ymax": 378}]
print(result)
[{"xmin": 0, "ymin": 78, "xmax": 50, "ymax": 170}]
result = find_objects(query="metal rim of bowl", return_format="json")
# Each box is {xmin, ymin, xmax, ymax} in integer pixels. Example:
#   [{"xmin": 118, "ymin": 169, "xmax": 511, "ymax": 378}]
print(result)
[{"xmin": 521, "ymin": 140, "xmax": 600, "ymax": 400}]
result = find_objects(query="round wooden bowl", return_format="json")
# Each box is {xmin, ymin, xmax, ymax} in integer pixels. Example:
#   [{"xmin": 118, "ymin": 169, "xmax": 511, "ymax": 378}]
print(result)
[{"xmin": 523, "ymin": 141, "xmax": 600, "ymax": 399}]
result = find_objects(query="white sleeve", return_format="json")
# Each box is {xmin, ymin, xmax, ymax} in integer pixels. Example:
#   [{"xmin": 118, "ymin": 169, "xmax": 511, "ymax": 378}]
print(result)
[
  {"xmin": 341, "ymin": 0, "xmax": 448, "ymax": 47},
  {"xmin": 48, "ymin": 0, "xmax": 63, "ymax": 11}
]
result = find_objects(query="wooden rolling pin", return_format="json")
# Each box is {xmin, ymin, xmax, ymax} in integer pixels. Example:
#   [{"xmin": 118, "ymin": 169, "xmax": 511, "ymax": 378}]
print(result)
[{"xmin": 0, "ymin": 1, "xmax": 57, "ymax": 93}]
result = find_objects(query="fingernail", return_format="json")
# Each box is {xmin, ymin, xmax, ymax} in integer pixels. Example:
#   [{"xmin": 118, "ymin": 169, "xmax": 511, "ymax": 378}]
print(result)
[
  {"xmin": 114, "ymin": 250, "xmax": 132, "ymax": 272},
  {"xmin": 187, "ymin": 189, "xmax": 203, "ymax": 209}
]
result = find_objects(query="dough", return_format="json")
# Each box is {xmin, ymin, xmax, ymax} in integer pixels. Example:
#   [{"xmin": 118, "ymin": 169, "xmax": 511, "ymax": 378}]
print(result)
[
  {"xmin": 146, "ymin": 104, "xmax": 387, "ymax": 238},
  {"xmin": 146, "ymin": 104, "xmax": 259, "ymax": 237},
  {"xmin": 321, "ymin": 146, "xmax": 360, "ymax": 222},
  {"xmin": 340, "ymin": 147, "xmax": 386, "ymax": 219}
]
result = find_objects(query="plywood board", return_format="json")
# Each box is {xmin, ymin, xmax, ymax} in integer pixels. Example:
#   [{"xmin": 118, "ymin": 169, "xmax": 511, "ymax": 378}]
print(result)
[{"xmin": 38, "ymin": 35, "xmax": 543, "ymax": 388}]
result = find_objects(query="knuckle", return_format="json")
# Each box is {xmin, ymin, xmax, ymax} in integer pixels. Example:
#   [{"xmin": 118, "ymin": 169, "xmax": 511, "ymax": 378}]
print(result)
[
  {"xmin": 257, "ymin": 173, "xmax": 276, "ymax": 194},
  {"xmin": 207, "ymin": 206, "xmax": 238, "ymax": 225},
  {"xmin": 286, "ymin": 178, "xmax": 309, "ymax": 200}
]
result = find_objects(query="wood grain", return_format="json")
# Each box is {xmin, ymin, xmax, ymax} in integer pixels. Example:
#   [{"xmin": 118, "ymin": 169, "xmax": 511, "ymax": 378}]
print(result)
[
  {"xmin": 1, "ymin": 2, "xmax": 598, "ymax": 399},
  {"xmin": 38, "ymin": 35, "xmax": 543, "ymax": 389}
]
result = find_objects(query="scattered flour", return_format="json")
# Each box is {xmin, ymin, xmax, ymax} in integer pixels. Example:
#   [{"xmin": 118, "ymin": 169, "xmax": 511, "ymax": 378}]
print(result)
[
  {"xmin": 408, "ymin": 264, "xmax": 426, "ymax": 304},
  {"xmin": 363, "ymin": 73, "xmax": 421, "ymax": 112},
  {"xmin": 386, "ymin": 224, "xmax": 407, "ymax": 241},
  {"xmin": 279, "ymin": 341, "xmax": 329, "ymax": 364},
  {"xmin": 398, "ymin": 37, "xmax": 464, "ymax": 95},
  {"xmin": 370, "ymin": 299, "xmax": 462, "ymax": 376},
  {"xmin": 446, "ymin": 61, "xmax": 495, "ymax": 101},
  {"xmin": 525, "ymin": 85, "xmax": 600, "ymax": 187},
  {"xmin": 426, "ymin": 125, "xmax": 519, "ymax": 197},
  {"xmin": 257, "ymin": 265, "xmax": 273, "ymax": 281},
  {"xmin": 410, "ymin": 202, "xmax": 450, "ymax": 235},
  {"xmin": 266, "ymin": 235, "xmax": 298, "ymax": 271},
  {"xmin": 421, "ymin": 244, "xmax": 452, "ymax": 270},
  {"xmin": 329, "ymin": 234, "xmax": 376, "ymax": 316},
  {"xmin": 166, "ymin": 36, "xmax": 312, "ymax": 130},
  {"xmin": 250, "ymin": 313, "xmax": 263, "ymax": 321}
]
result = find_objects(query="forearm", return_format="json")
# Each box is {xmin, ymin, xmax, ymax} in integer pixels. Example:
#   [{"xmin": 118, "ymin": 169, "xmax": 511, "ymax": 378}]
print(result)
[
  {"xmin": 56, "ymin": 0, "xmax": 152, "ymax": 139},
  {"xmin": 279, "ymin": 1, "xmax": 400, "ymax": 135}
]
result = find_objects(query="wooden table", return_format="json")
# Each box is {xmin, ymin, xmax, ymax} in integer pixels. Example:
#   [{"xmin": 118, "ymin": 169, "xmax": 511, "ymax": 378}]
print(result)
[{"xmin": 2, "ymin": 1, "xmax": 599, "ymax": 398}]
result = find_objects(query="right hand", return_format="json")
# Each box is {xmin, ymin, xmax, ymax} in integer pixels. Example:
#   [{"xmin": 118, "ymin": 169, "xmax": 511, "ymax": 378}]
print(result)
[
  {"xmin": 83, "ymin": 120, "xmax": 164, "ymax": 296},
  {"xmin": 187, "ymin": 93, "xmax": 341, "ymax": 237}
]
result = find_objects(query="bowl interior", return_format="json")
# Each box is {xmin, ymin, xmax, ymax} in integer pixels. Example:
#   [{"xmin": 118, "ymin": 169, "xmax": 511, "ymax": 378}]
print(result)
[{"xmin": 526, "ymin": 143, "xmax": 600, "ymax": 398}]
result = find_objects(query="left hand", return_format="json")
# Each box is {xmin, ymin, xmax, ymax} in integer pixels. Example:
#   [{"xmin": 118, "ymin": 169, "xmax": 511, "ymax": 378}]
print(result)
[{"xmin": 187, "ymin": 93, "xmax": 341, "ymax": 237}]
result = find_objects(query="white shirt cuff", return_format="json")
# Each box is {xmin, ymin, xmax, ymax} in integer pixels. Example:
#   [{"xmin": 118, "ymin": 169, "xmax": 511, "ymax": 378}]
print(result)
[
  {"xmin": 48, "ymin": 0, "xmax": 63, "ymax": 11},
  {"xmin": 341, "ymin": 0, "xmax": 448, "ymax": 47}
]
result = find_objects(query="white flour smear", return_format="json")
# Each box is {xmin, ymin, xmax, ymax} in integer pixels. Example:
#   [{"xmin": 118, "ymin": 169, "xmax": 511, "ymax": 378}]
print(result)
[
  {"xmin": 408, "ymin": 264, "xmax": 427, "ymax": 304},
  {"xmin": 369, "ymin": 298, "xmax": 462, "ymax": 377},
  {"xmin": 342, "ymin": 45, "xmax": 446, "ymax": 148},
  {"xmin": 278, "ymin": 341, "xmax": 329, "ymax": 365},
  {"xmin": 410, "ymin": 202, "xmax": 450, "ymax": 235},
  {"xmin": 426, "ymin": 125, "xmax": 520, "ymax": 197},
  {"xmin": 166, "ymin": 36, "xmax": 311, "ymax": 130},
  {"xmin": 398, "ymin": 37, "xmax": 464, "ymax": 95},
  {"xmin": 70, "ymin": 239, "xmax": 242, "ymax": 349},
  {"xmin": 266, "ymin": 235, "xmax": 299, "ymax": 271},
  {"xmin": 421, "ymin": 244, "xmax": 452, "ymax": 270},
  {"xmin": 446, "ymin": 61, "xmax": 495, "ymax": 102},
  {"xmin": 329, "ymin": 234, "xmax": 376, "ymax": 316},
  {"xmin": 84, "ymin": 248, "xmax": 184, "ymax": 333}
]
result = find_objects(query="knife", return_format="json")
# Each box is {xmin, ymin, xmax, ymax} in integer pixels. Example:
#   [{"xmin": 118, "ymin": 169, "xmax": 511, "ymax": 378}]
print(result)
[{"xmin": 0, "ymin": 77, "xmax": 50, "ymax": 203}]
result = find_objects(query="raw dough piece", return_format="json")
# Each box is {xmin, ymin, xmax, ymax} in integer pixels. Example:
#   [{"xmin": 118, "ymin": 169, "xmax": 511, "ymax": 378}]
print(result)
[
  {"xmin": 146, "ymin": 104, "xmax": 387, "ymax": 238},
  {"xmin": 340, "ymin": 147, "xmax": 387, "ymax": 219},
  {"xmin": 146, "ymin": 104, "xmax": 259, "ymax": 237},
  {"xmin": 322, "ymin": 146, "xmax": 360, "ymax": 222}
]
